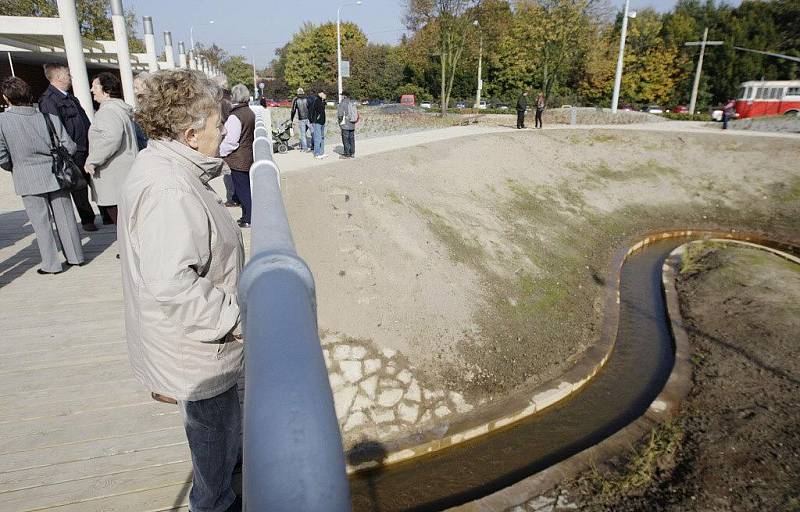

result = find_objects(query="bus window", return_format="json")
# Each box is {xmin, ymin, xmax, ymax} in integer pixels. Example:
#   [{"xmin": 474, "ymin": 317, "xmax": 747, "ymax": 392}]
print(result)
[
  {"xmin": 787, "ymin": 87, "xmax": 800, "ymax": 97},
  {"xmin": 738, "ymin": 87, "xmax": 746, "ymax": 99},
  {"xmin": 746, "ymin": 87, "xmax": 752, "ymax": 99},
  {"xmin": 755, "ymin": 87, "xmax": 763, "ymax": 99}
]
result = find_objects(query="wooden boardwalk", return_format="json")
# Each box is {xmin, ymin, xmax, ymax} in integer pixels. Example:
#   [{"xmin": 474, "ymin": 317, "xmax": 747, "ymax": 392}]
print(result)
[{"xmin": 0, "ymin": 173, "xmax": 250, "ymax": 511}]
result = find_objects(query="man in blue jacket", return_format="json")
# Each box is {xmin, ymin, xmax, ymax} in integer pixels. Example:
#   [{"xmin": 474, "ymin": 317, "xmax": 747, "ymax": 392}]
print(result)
[{"xmin": 38, "ymin": 63, "xmax": 98, "ymax": 231}]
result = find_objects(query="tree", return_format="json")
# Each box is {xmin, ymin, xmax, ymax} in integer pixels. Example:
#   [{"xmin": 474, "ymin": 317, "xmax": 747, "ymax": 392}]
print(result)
[
  {"xmin": 283, "ymin": 22, "xmax": 367, "ymax": 93},
  {"xmin": 405, "ymin": 0, "xmax": 480, "ymax": 115},
  {"xmin": 222, "ymin": 55, "xmax": 254, "ymax": 94}
]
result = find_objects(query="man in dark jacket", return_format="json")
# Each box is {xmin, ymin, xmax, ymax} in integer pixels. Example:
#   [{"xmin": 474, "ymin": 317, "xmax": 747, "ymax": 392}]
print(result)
[
  {"xmin": 290, "ymin": 87, "xmax": 312, "ymax": 152},
  {"xmin": 516, "ymin": 91, "xmax": 528, "ymax": 129},
  {"xmin": 309, "ymin": 91, "xmax": 328, "ymax": 159},
  {"xmin": 38, "ymin": 63, "xmax": 98, "ymax": 231}
]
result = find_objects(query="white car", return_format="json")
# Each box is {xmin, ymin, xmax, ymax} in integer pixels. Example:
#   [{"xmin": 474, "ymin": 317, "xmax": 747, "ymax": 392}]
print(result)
[
  {"xmin": 420, "ymin": 101, "xmax": 432, "ymax": 109},
  {"xmin": 645, "ymin": 105, "xmax": 664, "ymax": 114},
  {"xmin": 326, "ymin": 100, "xmax": 335, "ymax": 107},
  {"xmin": 478, "ymin": 100, "xmax": 487, "ymax": 110}
]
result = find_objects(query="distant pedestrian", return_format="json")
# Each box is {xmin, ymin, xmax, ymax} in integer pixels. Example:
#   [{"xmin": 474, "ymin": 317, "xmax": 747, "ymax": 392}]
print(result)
[
  {"xmin": 535, "ymin": 92, "xmax": 545, "ymax": 129},
  {"xmin": 722, "ymin": 99, "xmax": 735, "ymax": 130},
  {"xmin": 516, "ymin": 91, "xmax": 528, "ymax": 129},
  {"xmin": 309, "ymin": 91, "xmax": 328, "ymax": 159},
  {"xmin": 85, "ymin": 72, "xmax": 138, "ymax": 225},
  {"xmin": 337, "ymin": 90, "xmax": 358, "ymax": 158},
  {"xmin": 0, "ymin": 77, "xmax": 85, "ymax": 274},
  {"xmin": 220, "ymin": 84, "xmax": 255, "ymax": 228},
  {"xmin": 38, "ymin": 63, "xmax": 100, "ymax": 230},
  {"xmin": 219, "ymin": 86, "xmax": 238, "ymax": 208},
  {"xmin": 120, "ymin": 69, "xmax": 244, "ymax": 512},
  {"xmin": 290, "ymin": 87, "xmax": 312, "ymax": 152}
]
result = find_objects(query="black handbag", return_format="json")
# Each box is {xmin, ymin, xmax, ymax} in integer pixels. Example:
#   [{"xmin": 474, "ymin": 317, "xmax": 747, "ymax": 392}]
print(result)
[{"xmin": 41, "ymin": 112, "xmax": 87, "ymax": 191}]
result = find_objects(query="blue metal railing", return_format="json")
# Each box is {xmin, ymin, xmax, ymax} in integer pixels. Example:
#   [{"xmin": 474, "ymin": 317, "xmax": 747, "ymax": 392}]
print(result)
[{"xmin": 239, "ymin": 107, "xmax": 351, "ymax": 511}]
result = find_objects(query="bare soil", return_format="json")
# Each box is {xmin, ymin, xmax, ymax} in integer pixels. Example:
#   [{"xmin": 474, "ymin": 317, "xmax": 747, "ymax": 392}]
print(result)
[
  {"xmin": 554, "ymin": 242, "xmax": 800, "ymax": 511},
  {"xmin": 284, "ymin": 129, "xmax": 800, "ymax": 405}
]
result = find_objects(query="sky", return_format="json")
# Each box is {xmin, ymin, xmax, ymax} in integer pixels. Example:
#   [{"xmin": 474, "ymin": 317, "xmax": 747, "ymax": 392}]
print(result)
[{"xmin": 127, "ymin": 0, "xmax": 741, "ymax": 70}]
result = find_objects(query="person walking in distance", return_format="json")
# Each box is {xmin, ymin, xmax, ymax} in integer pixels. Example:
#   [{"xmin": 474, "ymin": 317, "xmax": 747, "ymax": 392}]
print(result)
[
  {"xmin": 309, "ymin": 91, "xmax": 328, "ymax": 159},
  {"xmin": 219, "ymin": 84, "xmax": 255, "ymax": 228},
  {"xmin": 290, "ymin": 87, "xmax": 312, "ymax": 152},
  {"xmin": 337, "ymin": 90, "xmax": 358, "ymax": 159},
  {"xmin": 535, "ymin": 92, "xmax": 545, "ymax": 129},
  {"xmin": 38, "ymin": 63, "xmax": 100, "ymax": 231},
  {"xmin": 722, "ymin": 98, "xmax": 735, "ymax": 130},
  {"xmin": 516, "ymin": 91, "xmax": 528, "ymax": 129},
  {"xmin": 0, "ymin": 77, "xmax": 85, "ymax": 274}
]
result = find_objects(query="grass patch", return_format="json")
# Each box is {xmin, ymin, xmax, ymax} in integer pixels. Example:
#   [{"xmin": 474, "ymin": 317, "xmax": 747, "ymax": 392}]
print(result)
[
  {"xmin": 413, "ymin": 205, "xmax": 485, "ymax": 266},
  {"xmin": 386, "ymin": 190, "xmax": 403, "ymax": 204},
  {"xmin": 577, "ymin": 421, "xmax": 684, "ymax": 503}
]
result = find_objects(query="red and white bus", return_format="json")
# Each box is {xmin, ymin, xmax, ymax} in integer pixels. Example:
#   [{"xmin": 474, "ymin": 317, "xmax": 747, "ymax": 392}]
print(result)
[{"xmin": 734, "ymin": 80, "xmax": 800, "ymax": 119}]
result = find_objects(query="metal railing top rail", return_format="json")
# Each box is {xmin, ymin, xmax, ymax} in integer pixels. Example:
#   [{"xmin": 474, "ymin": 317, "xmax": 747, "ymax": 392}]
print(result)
[{"xmin": 239, "ymin": 106, "xmax": 352, "ymax": 511}]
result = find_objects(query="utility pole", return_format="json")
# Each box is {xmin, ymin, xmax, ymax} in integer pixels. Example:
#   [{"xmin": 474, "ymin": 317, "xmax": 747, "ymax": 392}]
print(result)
[
  {"xmin": 610, "ymin": 0, "xmax": 636, "ymax": 114},
  {"xmin": 473, "ymin": 20, "xmax": 483, "ymax": 109},
  {"xmin": 686, "ymin": 28, "xmax": 723, "ymax": 114}
]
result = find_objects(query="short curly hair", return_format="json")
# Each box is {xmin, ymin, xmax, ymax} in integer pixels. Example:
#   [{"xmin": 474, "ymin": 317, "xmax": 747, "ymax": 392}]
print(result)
[{"xmin": 135, "ymin": 69, "xmax": 222, "ymax": 140}]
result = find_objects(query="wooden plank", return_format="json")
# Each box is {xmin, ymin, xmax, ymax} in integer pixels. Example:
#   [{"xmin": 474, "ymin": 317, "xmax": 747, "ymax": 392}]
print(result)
[{"xmin": 0, "ymin": 428, "xmax": 185, "ymax": 474}]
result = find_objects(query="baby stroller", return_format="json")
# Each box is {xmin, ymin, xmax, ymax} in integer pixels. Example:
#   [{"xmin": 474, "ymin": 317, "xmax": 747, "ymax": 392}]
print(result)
[{"xmin": 272, "ymin": 120, "xmax": 293, "ymax": 154}]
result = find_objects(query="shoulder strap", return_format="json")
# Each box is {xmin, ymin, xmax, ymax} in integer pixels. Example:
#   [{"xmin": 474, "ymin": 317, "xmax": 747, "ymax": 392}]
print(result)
[{"xmin": 41, "ymin": 112, "xmax": 59, "ymax": 149}]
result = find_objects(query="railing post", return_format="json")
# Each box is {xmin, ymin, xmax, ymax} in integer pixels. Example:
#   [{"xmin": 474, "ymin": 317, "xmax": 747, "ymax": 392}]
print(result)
[{"xmin": 240, "ymin": 107, "xmax": 351, "ymax": 511}]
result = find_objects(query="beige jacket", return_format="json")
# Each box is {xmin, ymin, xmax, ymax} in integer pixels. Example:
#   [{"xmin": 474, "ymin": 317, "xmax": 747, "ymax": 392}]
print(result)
[
  {"xmin": 87, "ymin": 98, "xmax": 138, "ymax": 206},
  {"xmin": 118, "ymin": 139, "xmax": 244, "ymax": 401}
]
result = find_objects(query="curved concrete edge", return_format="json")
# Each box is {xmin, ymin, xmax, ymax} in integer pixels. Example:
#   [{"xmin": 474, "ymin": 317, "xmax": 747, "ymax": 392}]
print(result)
[
  {"xmin": 345, "ymin": 229, "xmax": 800, "ymax": 475},
  {"xmin": 446, "ymin": 230, "xmax": 799, "ymax": 511}
]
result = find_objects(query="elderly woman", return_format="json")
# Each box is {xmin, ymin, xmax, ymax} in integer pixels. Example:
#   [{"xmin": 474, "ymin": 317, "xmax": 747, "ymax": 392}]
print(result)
[
  {"xmin": 85, "ymin": 72, "xmax": 138, "ymax": 224},
  {"xmin": 118, "ymin": 70, "xmax": 243, "ymax": 512},
  {"xmin": 219, "ymin": 84, "xmax": 255, "ymax": 228},
  {"xmin": 0, "ymin": 77, "xmax": 84, "ymax": 274}
]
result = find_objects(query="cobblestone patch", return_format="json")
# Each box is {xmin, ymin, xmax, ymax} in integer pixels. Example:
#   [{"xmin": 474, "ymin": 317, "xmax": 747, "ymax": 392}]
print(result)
[
  {"xmin": 322, "ymin": 332, "xmax": 476, "ymax": 445},
  {"xmin": 504, "ymin": 488, "xmax": 579, "ymax": 512}
]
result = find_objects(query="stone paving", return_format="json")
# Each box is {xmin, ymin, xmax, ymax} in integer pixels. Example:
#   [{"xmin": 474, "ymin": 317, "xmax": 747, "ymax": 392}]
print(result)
[
  {"xmin": 321, "ymin": 332, "xmax": 477, "ymax": 446},
  {"xmin": 505, "ymin": 488, "xmax": 579, "ymax": 512}
]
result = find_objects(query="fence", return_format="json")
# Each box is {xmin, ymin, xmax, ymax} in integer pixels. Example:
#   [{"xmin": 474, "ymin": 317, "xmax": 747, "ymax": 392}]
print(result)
[{"xmin": 239, "ymin": 107, "xmax": 352, "ymax": 511}]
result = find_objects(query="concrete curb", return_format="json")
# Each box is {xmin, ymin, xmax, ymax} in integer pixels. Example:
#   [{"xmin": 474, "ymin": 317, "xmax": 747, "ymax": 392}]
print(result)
[{"xmin": 445, "ymin": 230, "xmax": 799, "ymax": 511}]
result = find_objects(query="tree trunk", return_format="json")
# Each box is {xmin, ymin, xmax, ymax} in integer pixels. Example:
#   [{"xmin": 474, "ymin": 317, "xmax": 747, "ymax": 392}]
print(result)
[{"xmin": 440, "ymin": 47, "xmax": 447, "ymax": 116}]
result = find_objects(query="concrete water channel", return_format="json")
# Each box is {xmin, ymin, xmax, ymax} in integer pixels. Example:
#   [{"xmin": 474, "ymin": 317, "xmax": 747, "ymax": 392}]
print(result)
[{"xmin": 348, "ymin": 234, "xmax": 800, "ymax": 511}]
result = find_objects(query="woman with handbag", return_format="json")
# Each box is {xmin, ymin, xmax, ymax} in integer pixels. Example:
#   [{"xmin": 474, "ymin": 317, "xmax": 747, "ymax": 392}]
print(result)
[
  {"xmin": 85, "ymin": 72, "xmax": 138, "ymax": 224},
  {"xmin": 0, "ymin": 77, "xmax": 85, "ymax": 275}
]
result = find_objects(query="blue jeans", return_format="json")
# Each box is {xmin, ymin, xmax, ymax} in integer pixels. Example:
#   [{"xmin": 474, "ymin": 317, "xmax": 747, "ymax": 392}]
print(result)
[
  {"xmin": 223, "ymin": 173, "xmax": 238, "ymax": 204},
  {"xmin": 178, "ymin": 385, "xmax": 241, "ymax": 512},
  {"xmin": 312, "ymin": 123, "xmax": 325, "ymax": 156},
  {"xmin": 230, "ymin": 170, "xmax": 251, "ymax": 224},
  {"xmin": 298, "ymin": 119, "xmax": 311, "ymax": 151}
]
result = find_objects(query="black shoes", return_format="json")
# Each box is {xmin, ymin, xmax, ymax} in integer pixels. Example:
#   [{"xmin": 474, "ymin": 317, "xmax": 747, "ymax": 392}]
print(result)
[
  {"xmin": 82, "ymin": 222, "xmax": 98, "ymax": 232},
  {"xmin": 37, "ymin": 268, "xmax": 63, "ymax": 275}
]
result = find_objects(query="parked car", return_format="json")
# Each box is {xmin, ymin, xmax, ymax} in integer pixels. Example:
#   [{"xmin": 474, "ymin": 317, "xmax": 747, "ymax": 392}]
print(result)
[
  {"xmin": 478, "ymin": 100, "xmax": 487, "ymax": 109},
  {"xmin": 326, "ymin": 100, "xmax": 336, "ymax": 107},
  {"xmin": 277, "ymin": 99, "xmax": 292, "ymax": 108},
  {"xmin": 400, "ymin": 94, "xmax": 416, "ymax": 106},
  {"xmin": 261, "ymin": 98, "xmax": 280, "ymax": 108},
  {"xmin": 368, "ymin": 99, "xmax": 384, "ymax": 106},
  {"xmin": 494, "ymin": 102, "xmax": 509, "ymax": 110},
  {"xmin": 619, "ymin": 103, "xmax": 635, "ymax": 112},
  {"xmin": 420, "ymin": 101, "xmax": 432, "ymax": 109},
  {"xmin": 644, "ymin": 105, "xmax": 664, "ymax": 114},
  {"xmin": 671, "ymin": 104, "xmax": 689, "ymax": 114},
  {"xmin": 456, "ymin": 101, "xmax": 467, "ymax": 109}
]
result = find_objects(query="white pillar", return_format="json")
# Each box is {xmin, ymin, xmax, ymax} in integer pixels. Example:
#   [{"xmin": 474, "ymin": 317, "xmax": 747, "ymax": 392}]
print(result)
[
  {"xmin": 188, "ymin": 50, "xmax": 196, "ymax": 70},
  {"xmin": 55, "ymin": 0, "xmax": 94, "ymax": 121},
  {"xmin": 337, "ymin": 8, "xmax": 342, "ymax": 102},
  {"xmin": 142, "ymin": 16, "xmax": 159, "ymax": 72},
  {"xmin": 110, "ymin": 0, "xmax": 135, "ymax": 106},
  {"xmin": 610, "ymin": 0, "xmax": 630, "ymax": 114},
  {"xmin": 163, "ymin": 31, "xmax": 175, "ymax": 69},
  {"xmin": 178, "ymin": 41, "xmax": 187, "ymax": 68}
]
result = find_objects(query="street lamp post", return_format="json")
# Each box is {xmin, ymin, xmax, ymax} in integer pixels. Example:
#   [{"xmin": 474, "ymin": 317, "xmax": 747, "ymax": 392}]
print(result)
[
  {"xmin": 473, "ymin": 20, "xmax": 482, "ymax": 109},
  {"xmin": 686, "ymin": 28, "xmax": 723, "ymax": 115},
  {"xmin": 610, "ymin": 0, "xmax": 636, "ymax": 113},
  {"xmin": 242, "ymin": 46, "xmax": 258, "ymax": 98},
  {"xmin": 189, "ymin": 20, "xmax": 215, "ymax": 52},
  {"xmin": 337, "ymin": 1, "xmax": 362, "ymax": 103}
]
